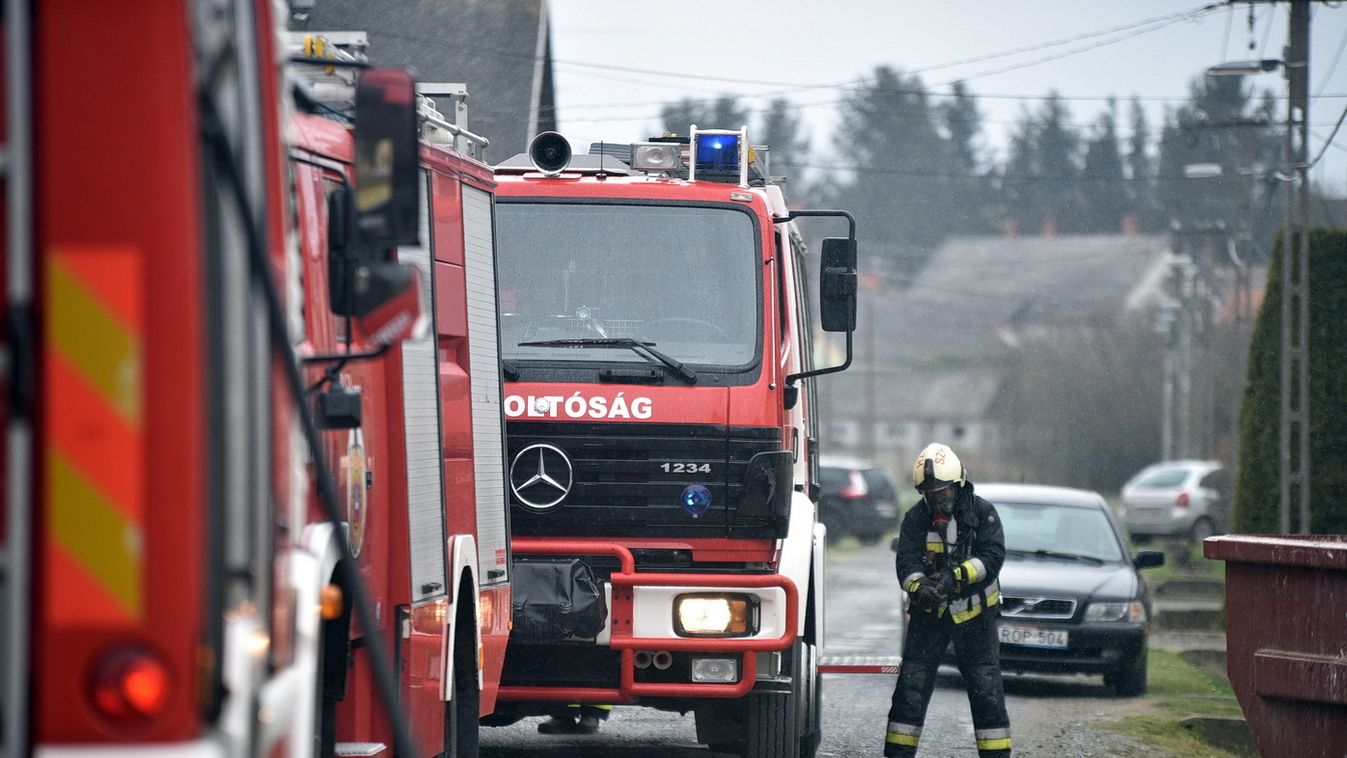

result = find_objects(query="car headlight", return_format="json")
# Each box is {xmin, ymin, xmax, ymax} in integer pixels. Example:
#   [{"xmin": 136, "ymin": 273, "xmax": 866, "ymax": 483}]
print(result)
[
  {"xmin": 673, "ymin": 593, "xmax": 758, "ymax": 637},
  {"xmin": 1085, "ymin": 601, "xmax": 1146, "ymax": 623}
]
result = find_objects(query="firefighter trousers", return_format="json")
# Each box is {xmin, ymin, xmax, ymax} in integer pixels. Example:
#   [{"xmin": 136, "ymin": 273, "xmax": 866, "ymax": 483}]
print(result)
[{"xmin": 884, "ymin": 607, "xmax": 1011, "ymax": 757}]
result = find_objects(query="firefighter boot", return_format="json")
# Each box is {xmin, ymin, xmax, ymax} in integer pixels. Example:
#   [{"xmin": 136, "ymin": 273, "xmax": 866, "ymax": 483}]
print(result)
[
  {"xmin": 575, "ymin": 713, "xmax": 602, "ymax": 735},
  {"xmin": 537, "ymin": 714, "xmax": 578, "ymax": 734}
]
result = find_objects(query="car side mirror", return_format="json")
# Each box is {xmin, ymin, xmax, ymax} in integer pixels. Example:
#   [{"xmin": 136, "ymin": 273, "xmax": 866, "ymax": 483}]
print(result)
[
  {"xmin": 819, "ymin": 237, "xmax": 857, "ymax": 333},
  {"xmin": 1133, "ymin": 550, "xmax": 1165, "ymax": 569}
]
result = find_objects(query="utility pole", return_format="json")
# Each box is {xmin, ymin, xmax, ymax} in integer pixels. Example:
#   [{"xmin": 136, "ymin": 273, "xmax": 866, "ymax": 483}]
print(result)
[{"xmin": 1279, "ymin": 0, "xmax": 1311, "ymax": 534}]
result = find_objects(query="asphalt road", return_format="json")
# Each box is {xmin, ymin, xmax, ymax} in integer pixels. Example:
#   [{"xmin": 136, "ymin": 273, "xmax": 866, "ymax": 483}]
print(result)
[{"xmin": 481, "ymin": 540, "xmax": 1150, "ymax": 757}]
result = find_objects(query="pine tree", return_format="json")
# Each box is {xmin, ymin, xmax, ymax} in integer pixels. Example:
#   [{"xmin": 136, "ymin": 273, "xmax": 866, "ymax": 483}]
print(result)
[
  {"xmin": 757, "ymin": 98, "xmax": 811, "ymax": 196},
  {"xmin": 828, "ymin": 65, "xmax": 962, "ymax": 263},
  {"xmin": 1080, "ymin": 100, "xmax": 1126, "ymax": 234},
  {"xmin": 660, "ymin": 96, "xmax": 751, "ymax": 136},
  {"xmin": 938, "ymin": 81, "xmax": 993, "ymax": 234},
  {"xmin": 1125, "ymin": 97, "xmax": 1159, "ymax": 230},
  {"xmin": 1001, "ymin": 93, "xmax": 1083, "ymax": 235}
]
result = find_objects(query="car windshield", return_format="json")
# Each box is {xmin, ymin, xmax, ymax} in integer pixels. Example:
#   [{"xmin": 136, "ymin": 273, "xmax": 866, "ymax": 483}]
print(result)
[
  {"xmin": 496, "ymin": 202, "xmax": 760, "ymax": 369},
  {"xmin": 996, "ymin": 501, "xmax": 1125, "ymax": 563}
]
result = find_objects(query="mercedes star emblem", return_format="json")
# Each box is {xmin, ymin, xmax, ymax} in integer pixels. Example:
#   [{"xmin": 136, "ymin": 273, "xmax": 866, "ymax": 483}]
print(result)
[{"xmin": 510, "ymin": 443, "xmax": 573, "ymax": 509}]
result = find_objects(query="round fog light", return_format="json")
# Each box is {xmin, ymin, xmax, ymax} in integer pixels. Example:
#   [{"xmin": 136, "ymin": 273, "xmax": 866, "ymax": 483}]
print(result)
[{"xmin": 681, "ymin": 485, "xmax": 712, "ymax": 517}]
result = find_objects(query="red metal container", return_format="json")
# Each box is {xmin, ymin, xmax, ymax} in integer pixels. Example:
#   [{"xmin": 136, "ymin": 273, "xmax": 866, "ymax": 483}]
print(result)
[{"xmin": 1204, "ymin": 535, "xmax": 1347, "ymax": 756}]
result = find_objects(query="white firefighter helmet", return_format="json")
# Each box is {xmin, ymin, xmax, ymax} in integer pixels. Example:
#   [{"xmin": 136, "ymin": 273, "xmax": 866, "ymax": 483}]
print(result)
[{"xmin": 912, "ymin": 443, "xmax": 966, "ymax": 491}]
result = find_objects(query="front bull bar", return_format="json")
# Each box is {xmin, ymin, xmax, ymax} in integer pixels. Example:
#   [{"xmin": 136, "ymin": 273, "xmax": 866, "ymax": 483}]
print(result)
[{"xmin": 497, "ymin": 539, "xmax": 799, "ymax": 703}]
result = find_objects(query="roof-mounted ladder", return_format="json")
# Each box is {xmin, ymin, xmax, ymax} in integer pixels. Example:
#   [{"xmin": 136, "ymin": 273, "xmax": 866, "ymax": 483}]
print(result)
[{"xmin": 286, "ymin": 32, "xmax": 489, "ymax": 160}]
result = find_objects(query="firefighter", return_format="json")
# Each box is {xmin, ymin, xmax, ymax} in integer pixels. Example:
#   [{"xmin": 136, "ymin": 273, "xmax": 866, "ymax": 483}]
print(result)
[
  {"xmin": 884, "ymin": 443, "xmax": 1011, "ymax": 758},
  {"xmin": 537, "ymin": 704, "xmax": 612, "ymax": 734}
]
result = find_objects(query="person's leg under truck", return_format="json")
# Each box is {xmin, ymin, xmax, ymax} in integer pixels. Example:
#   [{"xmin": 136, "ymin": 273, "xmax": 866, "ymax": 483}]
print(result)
[
  {"xmin": 951, "ymin": 610, "xmax": 1011, "ymax": 757},
  {"xmin": 884, "ymin": 611, "xmax": 952, "ymax": 758}
]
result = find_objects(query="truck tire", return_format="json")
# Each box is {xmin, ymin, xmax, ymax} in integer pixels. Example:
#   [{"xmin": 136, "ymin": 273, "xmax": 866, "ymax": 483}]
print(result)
[
  {"xmin": 744, "ymin": 640, "xmax": 803, "ymax": 758},
  {"xmin": 798, "ymin": 641, "xmax": 822, "ymax": 758},
  {"xmin": 445, "ymin": 586, "xmax": 481, "ymax": 757}
]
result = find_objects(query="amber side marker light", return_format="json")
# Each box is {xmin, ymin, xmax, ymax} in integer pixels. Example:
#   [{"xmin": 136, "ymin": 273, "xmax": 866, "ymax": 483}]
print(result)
[
  {"xmin": 321, "ymin": 583, "xmax": 345, "ymax": 621},
  {"xmin": 91, "ymin": 647, "xmax": 172, "ymax": 719}
]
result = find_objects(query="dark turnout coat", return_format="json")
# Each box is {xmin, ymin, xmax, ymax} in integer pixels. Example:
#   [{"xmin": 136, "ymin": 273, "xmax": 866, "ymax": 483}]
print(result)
[{"xmin": 894, "ymin": 482, "xmax": 1006, "ymax": 623}]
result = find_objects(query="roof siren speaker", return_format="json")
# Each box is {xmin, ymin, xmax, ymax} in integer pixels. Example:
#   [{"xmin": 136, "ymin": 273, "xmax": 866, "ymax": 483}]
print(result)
[{"xmin": 529, "ymin": 131, "xmax": 572, "ymax": 175}]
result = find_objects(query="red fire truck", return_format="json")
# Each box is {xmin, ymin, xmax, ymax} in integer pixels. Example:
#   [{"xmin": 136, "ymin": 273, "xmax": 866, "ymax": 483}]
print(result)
[
  {"xmin": 489, "ymin": 128, "xmax": 858, "ymax": 758},
  {"xmin": 1, "ymin": 4, "xmax": 508, "ymax": 756},
  {"xmin": 286, "ymin": 31, "xmax": 512, "ymax": 758}
]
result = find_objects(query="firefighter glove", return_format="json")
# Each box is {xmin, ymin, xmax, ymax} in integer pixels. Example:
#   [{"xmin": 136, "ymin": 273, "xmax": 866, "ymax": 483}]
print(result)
[
  {"xmin": 910, "ymin": 575, "xmax": 945, "ymax": 609},
  {"xmin": 941, "ymin": 567, "xmax": 960, "ymax": 590}
]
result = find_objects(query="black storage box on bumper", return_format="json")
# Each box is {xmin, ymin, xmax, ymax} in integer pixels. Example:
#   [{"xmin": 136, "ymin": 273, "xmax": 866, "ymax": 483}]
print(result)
[{"xmin": 511, "ymin": 558, "xmax": 609, "ymax": 644}]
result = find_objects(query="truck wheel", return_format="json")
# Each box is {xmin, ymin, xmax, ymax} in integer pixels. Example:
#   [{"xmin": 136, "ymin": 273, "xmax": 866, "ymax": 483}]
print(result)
[
  {"xmin": 744, "ymin": 641, "xmax": 802, "ymax": 758},
  {"xmin": 1111, "ymin": 647, "xmax": 1148, "ymax": 697},
  {"xmin": 799, "ymin": 641, "xmax": 822, "ymax": 758},
  {"xmin": 445, "ymin": 588, "xmax": 481, "ymax": 757}
]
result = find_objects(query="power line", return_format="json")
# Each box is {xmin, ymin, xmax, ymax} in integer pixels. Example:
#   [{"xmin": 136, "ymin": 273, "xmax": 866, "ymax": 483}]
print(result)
[
  {"xmin": 1307, "ymin": 100, "xmax": 1347, "ymax": 168},
  {"xmin": 791, "ymin": 160, "xmax": 1272, "ymax": 184},
  {"xmin": 928, "ymin": 5, "xmax": 1221, "ymax": 91},
  {"xmin": 547, "ymin": 3, "xmax": 1220, "ymax": 96}
]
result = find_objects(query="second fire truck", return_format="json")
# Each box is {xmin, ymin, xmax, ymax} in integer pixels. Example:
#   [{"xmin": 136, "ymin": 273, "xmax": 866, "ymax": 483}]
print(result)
[{"xmin": 488, "ymin": 128, "xmax": 859, "ymax": 758}]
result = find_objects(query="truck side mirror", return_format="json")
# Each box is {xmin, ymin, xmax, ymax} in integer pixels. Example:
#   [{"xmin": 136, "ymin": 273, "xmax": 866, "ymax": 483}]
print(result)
[
  {"xmin": 346, "ymin": 263, "xmax": 427, "ymax": 346},
  {"xmin": 324, "ymin": 67, "xmax": 427, "ymax": 346},
  {"xmin": 819, "ymin": 237, "xmax": 857, "ymax": 332},
  {"xmin": 327, "ymin": 178, "xmax": 425, "ymax": 345},
  {"xmin": 353, "ymin": 67, "xmax": 420, "ymax": 251}
]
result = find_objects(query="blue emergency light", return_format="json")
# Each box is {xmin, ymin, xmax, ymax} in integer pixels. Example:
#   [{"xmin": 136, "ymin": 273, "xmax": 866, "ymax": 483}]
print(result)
[
  {"xmin": 681, "ymin": 484, "xmax": 712, "ymax": 517},
  {"xmin": 688, "ymin": 125, "xmax": 749, "ymax": 186},
  {"xmin": 694, "ymin": 133, "xmax": 741, "ymax": 174}
]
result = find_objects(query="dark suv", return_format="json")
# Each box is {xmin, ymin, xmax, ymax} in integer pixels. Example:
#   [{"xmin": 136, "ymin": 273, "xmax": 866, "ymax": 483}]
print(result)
[{"xmin": 818, "ymin": 456, "xmax": 901, "ymax": 545}]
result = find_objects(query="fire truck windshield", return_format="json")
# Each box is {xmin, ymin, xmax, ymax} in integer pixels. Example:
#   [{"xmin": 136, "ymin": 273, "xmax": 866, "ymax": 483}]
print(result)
[{"xmin": 496, "ymin": 202, "xmax": 760, "ymax": 371}]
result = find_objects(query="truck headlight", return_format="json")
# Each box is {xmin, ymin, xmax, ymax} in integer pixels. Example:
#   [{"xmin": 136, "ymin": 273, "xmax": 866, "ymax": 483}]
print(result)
[
  {"xmin": 673, "ymin": 593, "xmax": 758, "ymax": 637},
  {"xmin": 1085, "ymin": 601, "xmax": 1146, "ymax": 623}
]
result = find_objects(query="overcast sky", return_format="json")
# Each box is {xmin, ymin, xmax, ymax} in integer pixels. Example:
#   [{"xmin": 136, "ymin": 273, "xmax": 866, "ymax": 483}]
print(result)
[{"xmin": 547, "ymin": 1, "xmax": 1347, "ymax": 192}]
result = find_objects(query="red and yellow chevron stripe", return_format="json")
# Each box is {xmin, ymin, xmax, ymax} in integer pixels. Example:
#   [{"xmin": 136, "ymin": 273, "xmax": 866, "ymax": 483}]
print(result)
[{"xmin": 43, "ymin": 247, "xmax": 145, "ymax": 624}]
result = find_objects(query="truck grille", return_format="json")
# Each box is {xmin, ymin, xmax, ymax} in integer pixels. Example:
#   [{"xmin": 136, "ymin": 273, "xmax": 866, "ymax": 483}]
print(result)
[{"xmin": 507, "ymin": 421, "xmax": 781, "ymax": 538}]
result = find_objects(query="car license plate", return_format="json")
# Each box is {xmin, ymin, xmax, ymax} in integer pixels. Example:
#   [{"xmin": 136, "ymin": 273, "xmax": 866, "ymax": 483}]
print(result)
[{"xmin": 998, "ymin": 624, "xmax": 1068, "ymax": 649}]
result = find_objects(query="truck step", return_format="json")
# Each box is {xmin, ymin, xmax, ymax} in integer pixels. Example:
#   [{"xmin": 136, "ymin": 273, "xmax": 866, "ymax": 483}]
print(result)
[
  {"xmin": 818, "ymin": 655, "xmax": 902, "ymax": 674},
  {"xmin": 335, "ymin": 743, "xmax": 387, "ymax": 756}
]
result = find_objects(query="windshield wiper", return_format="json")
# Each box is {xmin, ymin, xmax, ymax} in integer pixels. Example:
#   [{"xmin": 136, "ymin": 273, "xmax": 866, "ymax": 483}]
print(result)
[
  {"xmin": 516, "ymin": 337, "xmax": 697, "ymax": 384},
  {"xmin": 1007, "ymin": 548, "xmax": 1105, "ymax": 565}
]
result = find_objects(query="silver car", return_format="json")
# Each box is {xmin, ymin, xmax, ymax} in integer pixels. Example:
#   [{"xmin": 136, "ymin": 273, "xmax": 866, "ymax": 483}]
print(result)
[{"xmin": 1119, "ymin": 460, "xmax": 1229, "ymax": 542}]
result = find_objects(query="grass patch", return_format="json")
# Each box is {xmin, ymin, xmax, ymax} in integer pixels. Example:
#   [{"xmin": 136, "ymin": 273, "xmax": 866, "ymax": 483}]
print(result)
[
  {"xmin": 1102, "ymin": 649, "xmax": 1247, "ymax": 756},
  {"xmin": 1141, "ymin": 541, "xmax": 1225, "ymax": 584}
]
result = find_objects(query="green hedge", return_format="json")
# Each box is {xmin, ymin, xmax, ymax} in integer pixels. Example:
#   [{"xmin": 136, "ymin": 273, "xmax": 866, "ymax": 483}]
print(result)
[{"xmin": 1232, "ymin": 229, "xmax": 1347, "ymax": 534}]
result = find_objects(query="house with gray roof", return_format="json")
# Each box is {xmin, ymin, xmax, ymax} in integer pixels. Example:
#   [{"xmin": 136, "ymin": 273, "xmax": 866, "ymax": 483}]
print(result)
[
  {"xmin": 818, "ymin": 233, "xmax": 1175, "ymax": 481},
  {"xmin": 291, "ymin": 0, "xmax": 555, "ymax": 162}
]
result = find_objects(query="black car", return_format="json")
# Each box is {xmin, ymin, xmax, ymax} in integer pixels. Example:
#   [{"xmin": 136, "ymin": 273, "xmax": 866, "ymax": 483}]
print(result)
[
  {"xmin": 818, "ymin": 456, "xmax": 900, "ymax": 545},
  {"xmin": 977, "ymin": 483, "xmax": 1164, "ymax": 696}
]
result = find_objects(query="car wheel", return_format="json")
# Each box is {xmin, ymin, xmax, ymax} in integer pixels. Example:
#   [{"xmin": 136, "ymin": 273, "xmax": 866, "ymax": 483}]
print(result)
[
  {"xmin": 1111, "ymin": 647, "xmax": 1148, "ymax": 697},
  {"xmin": 1189, "ymin": 517, "xmax": 1216, "ymax": 543}
]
